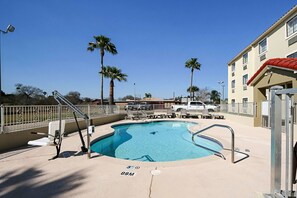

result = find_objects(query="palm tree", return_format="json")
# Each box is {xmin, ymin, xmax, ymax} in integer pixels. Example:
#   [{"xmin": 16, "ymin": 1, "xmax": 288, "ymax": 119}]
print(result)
[
  {"xmin": 102, "ymin": 66, "xmax": 128, "ymax": 105},
  {"xmin": 187, "ymin": 86, "xmax": 199, "ymax": 99},
  {"xmin": 185, "ymin": 58, "xmax": 201, "ymax": 100},
  {"xmin": 210, "ymin": 90, "xmax": 221, "ymax": 104},
  {"xmin": 87, "ymin": 35, "xmax": 118, "ymax": 105},
  {"xmin": 144, "ymin": 93, "xmax": 152, "ymax": 98}
]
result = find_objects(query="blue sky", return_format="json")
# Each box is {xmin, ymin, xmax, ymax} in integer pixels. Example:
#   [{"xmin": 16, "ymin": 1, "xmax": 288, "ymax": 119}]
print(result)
[{"xmin": 1, "ymin": 1, "xmax": 296, "ymax": 100}]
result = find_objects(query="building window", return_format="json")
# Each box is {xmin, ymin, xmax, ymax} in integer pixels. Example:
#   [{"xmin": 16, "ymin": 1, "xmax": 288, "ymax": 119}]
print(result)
[
  {"xmin": 287, "ymin": 15, "xmax": 297, "ymax": 37},
  {"xmin": 231, "ymin": 80, "xmax": 235, "ymax": 93},
  {"xmin": 242, "ymin": 74, "xmax": 248, "ymax": 85},
  {"xmin": 231, "ymin": 63, "xmax": 235, "ymax": 71},
  {"xmin": 243, "ymin": 53, "xmax": 248, "ymax": 65},
  {"xmin": 242, "ymin": 74, "xmax": 248, "ymax": 90},
  {"xmin": 287, "ymin": 51, "xmax": 297, "ymax": 58},
  {"xmin": 231, "ymin": 63, "xmax": 235, "ymax": 77},
  {"xmin": 259, "ymin": 38, "xmax": 267, "ymax": 54}
]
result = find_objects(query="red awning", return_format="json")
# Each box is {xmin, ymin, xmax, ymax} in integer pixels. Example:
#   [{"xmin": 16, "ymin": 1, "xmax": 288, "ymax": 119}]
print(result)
[{"xmin": 247, "ymin": 58, "xmax": 297, "ymax": 86}]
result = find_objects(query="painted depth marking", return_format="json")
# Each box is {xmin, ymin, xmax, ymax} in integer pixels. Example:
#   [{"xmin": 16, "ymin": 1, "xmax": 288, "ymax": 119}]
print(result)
[{"xmin": 121, "ymin": 171, "xmax": 136, "ymax": 176}]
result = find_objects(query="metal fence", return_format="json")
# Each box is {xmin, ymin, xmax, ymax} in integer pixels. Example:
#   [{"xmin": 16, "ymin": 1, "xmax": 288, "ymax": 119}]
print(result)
[
  {"xmin": 1, "ymin": 105, "xmax": 120, "ymax": 133},
  {"xmin": 219, "ymin": 102, "xmax": 255, "ymax": 117}
]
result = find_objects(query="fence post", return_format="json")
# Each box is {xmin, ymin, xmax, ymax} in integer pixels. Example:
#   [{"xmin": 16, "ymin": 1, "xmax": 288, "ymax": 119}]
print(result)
[
  {"xmin": 88, "ymin": 104, "xmax": 90, "ymax": 119},
  {"xmin": 0, "ymin": 105, "xmax": 3, "ymax": 133}
]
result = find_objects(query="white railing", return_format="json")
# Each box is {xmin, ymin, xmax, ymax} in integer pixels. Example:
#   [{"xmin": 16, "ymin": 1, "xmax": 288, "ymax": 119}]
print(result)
[
  {"xmin": 219, "ymin": 102, "xmax": 255, "ymax": 116},
  {"xmin": 1, "ymin": 105, "xmax": 120, "ymax": 133}
]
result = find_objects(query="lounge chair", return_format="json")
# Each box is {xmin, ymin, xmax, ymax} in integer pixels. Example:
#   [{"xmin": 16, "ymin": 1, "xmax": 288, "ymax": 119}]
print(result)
[
  {"xmin": 180, "ymin": 109, "xmax": 189, "ymax": 118},
  {"xmin": 211, "ymin": 114, "xmax": 225, "ymax": 119},
  {"xmin": 166, "ymin": 109, "xmax": 174, "ymax": 118},
  {"xmin": 187, "ymin": 110, "xmax": 202, "ymax": 118},
  {"xmin": 28, "ymin": 120, "xmax": 66, "ymax": 159},
  {"xmin": 139, "ymin": 110, "xmax": 149, "ymax": 120},
  {"xmin": 201, "ymin": 109, "xmax": 212, "ymax": 119},
  {"xmin": 125, "ymin": 110, "xmax": 137, "ymax": 120},
  {"xmin": 153, "ymin": 110, "xmax": 166, "ymax": 118}
]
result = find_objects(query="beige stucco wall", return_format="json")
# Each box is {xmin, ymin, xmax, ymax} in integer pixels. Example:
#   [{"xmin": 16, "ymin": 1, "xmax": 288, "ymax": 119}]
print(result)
[
  {"xmin": 228, "ymin": 7, "xmax": 297, "ymax": 106},
  {"xmin": 252, "ymin": 68, "xmax": 297, "ymax": 126},
  {"xmin": 0, "ymin": 114, "xmax": 125, "ymax": 153},
  {"xmin": 228, "ymin": 47, "xmax": 255, "ymax": 104}
]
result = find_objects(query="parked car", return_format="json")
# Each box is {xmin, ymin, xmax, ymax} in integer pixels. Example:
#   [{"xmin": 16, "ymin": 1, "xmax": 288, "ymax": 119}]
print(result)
[{"xmin": 171, "ymin": 101, "xmax": 218, "ymax": 112}]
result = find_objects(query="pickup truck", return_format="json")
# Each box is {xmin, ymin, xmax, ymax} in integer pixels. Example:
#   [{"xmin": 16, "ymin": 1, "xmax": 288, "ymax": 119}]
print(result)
[
  {"xmin": 125, "ymin": 102, "xmax": 153, "ymax": 111},
  {"xmin": 171, "ymin": 101, "xmax": 218, "ymax": 112}
]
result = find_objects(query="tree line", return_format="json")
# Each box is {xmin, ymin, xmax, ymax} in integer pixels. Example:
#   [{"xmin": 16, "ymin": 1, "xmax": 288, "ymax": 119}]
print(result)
[{"xmin": 1, "ymin": 84, "xmax": 91, "ymax": 105}]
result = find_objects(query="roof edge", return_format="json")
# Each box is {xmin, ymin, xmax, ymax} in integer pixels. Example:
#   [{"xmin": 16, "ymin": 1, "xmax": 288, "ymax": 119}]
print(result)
[{"xmin": 228, "ymin": 5, "xmax": 297, "ymax": 65}]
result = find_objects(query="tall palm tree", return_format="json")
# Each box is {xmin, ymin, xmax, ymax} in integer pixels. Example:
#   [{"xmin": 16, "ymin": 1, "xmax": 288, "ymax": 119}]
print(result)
[
  {"xmin": 87, "ymin": 35, "xmax": 117, "ymax": 105},
  {"xmin": 102, "ymin": 66, "xmax": 128, "ymax": 105},
  {"xmin": 185, "ymin": 58, "xmax": 201, "ymax": 100}
]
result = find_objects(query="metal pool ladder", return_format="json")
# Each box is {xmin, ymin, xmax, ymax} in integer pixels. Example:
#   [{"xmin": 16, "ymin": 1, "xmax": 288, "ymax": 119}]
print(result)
[{"xmin": 191, "ymin": 124, "xmax": 235, "ymax": 163}]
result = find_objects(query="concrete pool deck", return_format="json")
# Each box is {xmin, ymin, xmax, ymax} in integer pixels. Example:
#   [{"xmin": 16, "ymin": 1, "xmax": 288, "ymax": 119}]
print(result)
[{"xmin": 0, "ymin": 118, "xmax": 284, "ymax": 197}]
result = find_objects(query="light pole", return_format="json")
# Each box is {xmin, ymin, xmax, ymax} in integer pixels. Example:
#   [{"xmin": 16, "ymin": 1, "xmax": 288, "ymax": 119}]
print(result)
[
  {"xmin": 0, "ymin": 24, "xmax": 15, "ymax": 133},
  {"xmin": 218, "ymin": 81, "xmax": 224, "ymax": 104},
  {"xmin": 0, "ymin": 24, "xmax": 15, "ymax": 102},
  {"xmin": 133, "ymin": 83, "xmax": 136, "ymax": 103}
]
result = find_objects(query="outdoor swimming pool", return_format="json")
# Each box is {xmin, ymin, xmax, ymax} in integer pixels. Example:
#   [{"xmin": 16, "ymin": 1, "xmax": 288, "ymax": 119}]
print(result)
[{"xmin": 91, "ymin": 121, "xmax": 223, "ymax": 162}]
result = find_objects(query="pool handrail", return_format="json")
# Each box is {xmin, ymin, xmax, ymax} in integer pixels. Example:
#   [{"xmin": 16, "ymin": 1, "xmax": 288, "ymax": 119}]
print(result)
[
  {"xmin": 192, "ymin": 124, "xmax": 235, "ymax": 163},
  {"xmin": 191, "ymin": 138, "xmax": 226, "ymax": 160}
]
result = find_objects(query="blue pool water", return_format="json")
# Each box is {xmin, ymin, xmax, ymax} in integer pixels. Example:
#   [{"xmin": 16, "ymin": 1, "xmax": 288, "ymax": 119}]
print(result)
[{"xmin": 91, "ymin": 121, "xmax": 223, "ymax": 162}]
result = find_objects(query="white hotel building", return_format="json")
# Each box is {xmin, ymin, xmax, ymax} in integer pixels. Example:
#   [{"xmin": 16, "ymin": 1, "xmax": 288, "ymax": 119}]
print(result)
[{"xmin": 228, "ymin": 5, "xmax": 297, "ymax": 126}]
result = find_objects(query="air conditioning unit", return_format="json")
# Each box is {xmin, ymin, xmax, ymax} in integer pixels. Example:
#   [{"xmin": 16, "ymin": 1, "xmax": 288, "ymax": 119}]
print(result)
[{"xmin": 243, "ymin": 85, "xmax": 247, "ymax": 90}]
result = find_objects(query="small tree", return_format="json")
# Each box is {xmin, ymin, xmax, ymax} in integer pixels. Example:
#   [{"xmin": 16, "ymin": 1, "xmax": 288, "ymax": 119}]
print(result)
[
  {"xmin": 144, "ymin": 93, "xmax": 152, "ymax": 98},
  {"xmin": 102, "ymin": 66, "xmax": 128, "ymax": 105},
  {"xmin": 210, "ymin": 90, "xmax": 220, "ymax": 104},
  {"xmin": 196, "ymin": 87, "xmax": 210, "ymax": 102},
  {"xmin": 65, "ymin": 91, "xmax": 82, "ymax": 105},
  {"xmin": 15, "ymin": 83, "xmax": 46, "ymax": 104},
  {"xmin": 122, "ymin": 95, "xmax": 135, "ymax": 101},
  {"xmin": 187, "ymin": 86, "xmax": 199, "ymax": 99}
]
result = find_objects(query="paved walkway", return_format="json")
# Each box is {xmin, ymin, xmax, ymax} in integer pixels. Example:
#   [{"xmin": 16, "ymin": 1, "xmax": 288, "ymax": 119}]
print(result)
[{"xmin": 0, "ymin": 118, "xmax": 280, "ymax": 197}]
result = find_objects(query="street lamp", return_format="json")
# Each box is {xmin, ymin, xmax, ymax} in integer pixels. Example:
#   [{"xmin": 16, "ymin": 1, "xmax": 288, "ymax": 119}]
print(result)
[
  {"xmin": 218, "ymin": 81, "xmax": 225, "ymax": 104},
  {"xmin": 0, "ymin": 24, "xmax": 15, "ymax": 101},
  {"xmin": 133, "ymin": 83, "xmax": 136, "ymax": 103},
  {"xmin": 0, "ymin": 24, "xmax": 14, "ymax": 133}
]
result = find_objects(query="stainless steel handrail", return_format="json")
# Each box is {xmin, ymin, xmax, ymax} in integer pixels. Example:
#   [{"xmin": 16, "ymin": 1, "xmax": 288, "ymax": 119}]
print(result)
[
  {"xmin": 192, "ymin": 124, "xmax": 235, "ymax": 163},
  {"xmin": 191, "ymin": 137, "xmax": 226, "ymax": 160}
]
